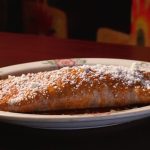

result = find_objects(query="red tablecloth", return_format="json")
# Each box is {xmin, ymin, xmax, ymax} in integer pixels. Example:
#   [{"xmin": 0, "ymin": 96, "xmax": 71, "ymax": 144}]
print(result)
[{"xmin": 0, "ymin": 32, "xmax": 149, "ymax": 68}]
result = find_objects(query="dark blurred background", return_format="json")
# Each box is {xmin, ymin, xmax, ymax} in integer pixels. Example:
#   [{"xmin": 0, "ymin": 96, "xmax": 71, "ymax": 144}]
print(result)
[{"xmin": 0, "ymin": 0, "xmax": 132, "ymax": 41}]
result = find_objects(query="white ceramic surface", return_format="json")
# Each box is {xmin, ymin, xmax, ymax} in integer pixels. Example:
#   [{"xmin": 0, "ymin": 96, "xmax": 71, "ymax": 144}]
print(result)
[{"xmin": 0, "ymin": 58, "xmax": 149, "ymax": 130}]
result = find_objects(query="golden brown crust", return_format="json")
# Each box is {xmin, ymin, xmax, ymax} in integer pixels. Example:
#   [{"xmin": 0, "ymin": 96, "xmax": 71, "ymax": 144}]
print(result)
[{"xmin": 0, "ymin": 64, "xmax": 149, "ymax": 113}]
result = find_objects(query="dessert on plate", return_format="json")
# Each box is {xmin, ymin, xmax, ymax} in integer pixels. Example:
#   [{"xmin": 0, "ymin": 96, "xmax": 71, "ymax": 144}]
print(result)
[{"xmin": 0, "ymin": 63, "xmax": 149, "ymax": 113}]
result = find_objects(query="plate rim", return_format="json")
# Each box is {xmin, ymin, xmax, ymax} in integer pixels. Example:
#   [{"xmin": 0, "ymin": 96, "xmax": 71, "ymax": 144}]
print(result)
[{"xmin": 0, "ymin": 57, "xmax": 149, "ymax": 70}]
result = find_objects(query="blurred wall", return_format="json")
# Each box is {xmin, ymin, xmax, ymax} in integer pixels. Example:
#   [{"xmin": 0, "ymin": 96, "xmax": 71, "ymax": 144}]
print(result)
[
  {"xmin": 7, "ymin": 0, "xmax": 22, "ymax": 33},
  {"xmin": 3, "ymin": 0, "xmax": 131, "ymax": 41}
]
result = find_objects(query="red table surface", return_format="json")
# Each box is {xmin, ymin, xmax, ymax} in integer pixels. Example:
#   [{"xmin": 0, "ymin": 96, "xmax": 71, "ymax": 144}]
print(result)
[
  {"xmin": 0, "ymin": 32, "xmax": 150, "ymax": 150},
  {"xmin": 0, "ymin": 32, "xmax": 149, "ymax": 68}
]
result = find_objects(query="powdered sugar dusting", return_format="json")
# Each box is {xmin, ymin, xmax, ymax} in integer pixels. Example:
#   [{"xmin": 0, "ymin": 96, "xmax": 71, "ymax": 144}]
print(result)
[{"xmin": 0, "ymin": 62, "xmax": 149, "ymax": 105}]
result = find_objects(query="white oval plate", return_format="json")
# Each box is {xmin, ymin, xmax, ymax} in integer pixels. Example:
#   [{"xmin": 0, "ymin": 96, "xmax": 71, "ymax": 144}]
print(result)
[{"xmin": 0, "ymin": 58, "xmax": 150, "ymax": 130}]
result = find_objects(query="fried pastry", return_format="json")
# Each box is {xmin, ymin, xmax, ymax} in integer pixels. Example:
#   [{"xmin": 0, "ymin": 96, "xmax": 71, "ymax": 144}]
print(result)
[{"xmin": 0, "ymin": 63, "xmax": 149, "ymax": 113}]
